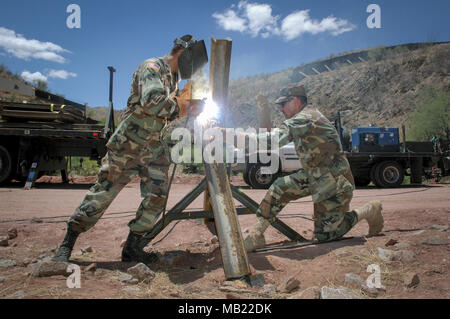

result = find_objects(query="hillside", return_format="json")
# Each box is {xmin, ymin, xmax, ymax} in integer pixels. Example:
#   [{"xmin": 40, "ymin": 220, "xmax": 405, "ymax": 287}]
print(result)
[{"xmin": 228, "ymin": 42, "xmax": 450, "ymax": 130}]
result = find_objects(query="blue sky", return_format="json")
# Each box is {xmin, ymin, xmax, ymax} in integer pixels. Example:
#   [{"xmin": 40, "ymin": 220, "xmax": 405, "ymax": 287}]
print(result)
[{"xmin": 0, "ymin": 0, "xmax": 449, "ymax": 109}]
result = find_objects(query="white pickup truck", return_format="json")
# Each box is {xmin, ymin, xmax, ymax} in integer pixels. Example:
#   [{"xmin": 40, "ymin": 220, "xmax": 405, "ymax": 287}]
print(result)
[{"xmin": 237, "ymin": 142, "xmax": 302, "ymax": 189}]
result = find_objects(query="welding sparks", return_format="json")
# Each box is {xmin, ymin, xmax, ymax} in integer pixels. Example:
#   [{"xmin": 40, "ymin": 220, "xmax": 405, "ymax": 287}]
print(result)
[{"xmin": 196, "ymin": 97, "xmax": 219, "ymax": 127}]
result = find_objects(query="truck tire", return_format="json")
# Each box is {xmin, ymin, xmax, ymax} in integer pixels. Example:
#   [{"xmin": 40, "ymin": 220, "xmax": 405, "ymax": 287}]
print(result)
[
  {"xmin": 247, "ymin": 163, "xmax": 278, "ymax": 189},
  {"xmin": 243, "ymin": 165, "xmax": 251, "ymax": 186},
  {"xmin": 374, "ymin": 161, "xmax": 405, "ymax": 188},
  {"xmin": 0, "ymin": 145, "xmax": 13, "ymax": 185},
  {"xmin": 370, "ymin": 164, "xmax": 383, "ymax": 187},
  {"xmin": 410, "ymin": 157, "xmax": 423, "ymax": 184},
  {"xmin": 354, "ymin": 177, "xmax": 371, "ymax": 187}
]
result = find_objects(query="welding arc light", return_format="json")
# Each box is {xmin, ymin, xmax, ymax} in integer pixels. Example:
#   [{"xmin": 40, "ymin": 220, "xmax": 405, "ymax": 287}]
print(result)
[{"xmin": 196, "ymin": 98, "xmax": 219, "ymax": 126}]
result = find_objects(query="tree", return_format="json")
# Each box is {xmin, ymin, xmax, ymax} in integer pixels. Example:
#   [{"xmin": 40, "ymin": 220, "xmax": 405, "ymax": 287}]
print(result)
[
  {"xmin": 406, "ymin": 87, "xmax": 450, "ymax": 141},
  {"xmin": 35, "ymin": 80, "xmax": 49, "ymax": 92}
]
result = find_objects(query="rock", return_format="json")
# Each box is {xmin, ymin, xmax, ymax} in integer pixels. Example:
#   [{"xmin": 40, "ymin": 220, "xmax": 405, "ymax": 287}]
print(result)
[
  {"xmin": 0, "ymin": 259, "xmax": 17, "ymax": 268},
  {"xmin": 30, "ymin": 217, "xmax": 43, "ymax": 224},
  {"xmin": 9, "ymin": 290, "xmax": 25, "ymax": 299},
  {"xmin": 320, "ymin": 286, "xmax": 364, "ymax": 299},
  {"xmin": 431, "ymin": 225, "xmax": 449, "ymax": 231},
  {"xmin": 0, "ymin": 236, "xmax": 9, "ymax": 247},
  {"xmin": 85, "ymin": 263, "xmax": 97, "ymax": 272},
  {"xmin": 403, "ymin": 273, "xmax": 420, "ymax": 288},
  {"xmin": 169, "ymin": 291, "xmax": 181, "ymax": 298},
  {"xmin": 81, "ymin": 245, "xmax": 93, "ymax": 253},
  {"xmin": 376, "ymin": 248, "xmax": 415, "ymax": 262},
  {"xmin": 376, "ymin": 248, "xmax": 396, "ymax": 261},
  {"xmin": 11, "ymin": 243, "xmax": 17, "ymax": 247},
  {"xmin": 294, "ymin": 286, "xmax": 321, "ymax": 299},
  {"xmin": 21, "ymin": 258, "xmax": 33, "ymax": 267},
  {"xmin": 344, "ymin": 273, "xmax": 364, "ymax": 287},
  {"xmin": 120, "ymin": 240, "xmax": 126, "ymax": 248},
  {"xmin": 385, "ymin": 239, "xmax": 398, "ymax": 247},
  {"xmin": 118, "ymin": 273, "xmax": 133, "ymax": 283},
  {"xmin": 411, "ymin": 230, "xmax": 425, "ymax": 236},
  {"xmin": 398, "ymin": 250, "xmax": 416, "ymax": 262},
  {"xmin": 259, "ymin": 284, "xmax": 277, "ymax": 296},
  {"xmin": 394, "ymin": 242, "xmax": 411, "ymax": 249},
  {"xmin": 248, "ymin": 273, "xmax": 266, "ymax": 287},
  {"xmin": 0, "ymin": 276, "xmax": 6, "ymax": 283},
  {"xmin": 129, "ymin": 278, "xmax": 139, "ymax": 285},
  {"xmin": 27, "ymin": 261, "xmax": 69, "ymax": 277},
  {"xmin": 278, "ymin": 276, "xmax": 300, "ymax": 293},
  {"xmin": 127, "ymin": 263, "xmax": 155, "ymax": 283},
  {"xmin": 7, "ymin": 228, "xmax": 18, "ymax": 240},
  {"xmin": 421, "ymin": 237, "xmax": 449, "ymax": 246},
  {"xmin": 210, "ymin": 236, "xmax": 219, "ymax": 245}
]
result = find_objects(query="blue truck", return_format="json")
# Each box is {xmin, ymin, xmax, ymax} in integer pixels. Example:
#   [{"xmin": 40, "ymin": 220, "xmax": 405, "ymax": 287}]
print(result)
[{"xmin": 240, "ymin": 114, "xmax": 450, "ymax": 189}]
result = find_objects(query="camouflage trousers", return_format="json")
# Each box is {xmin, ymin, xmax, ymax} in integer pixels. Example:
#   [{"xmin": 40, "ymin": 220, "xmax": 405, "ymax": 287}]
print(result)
[
  {"xmin": 67, "ymin": 144, "xmax": 170, "ymax": 235},
  {"xmin": 257, "ymin": 169, "xmax": 358, "ymax": 242}
]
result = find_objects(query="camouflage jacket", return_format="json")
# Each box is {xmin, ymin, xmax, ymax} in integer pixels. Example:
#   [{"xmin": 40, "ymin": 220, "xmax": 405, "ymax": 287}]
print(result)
[
  {"xmin": 271, "ymin": 105, "xmax": 354, "ymax": 202},
  {"xmin": 107, "ymin": 56, "xmax": 179, "ymax": 152}
]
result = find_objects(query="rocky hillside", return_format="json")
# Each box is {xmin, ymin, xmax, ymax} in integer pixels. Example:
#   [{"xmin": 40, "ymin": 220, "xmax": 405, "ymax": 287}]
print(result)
[{"xmin": 228, "ymin": 42, "xmax": 450, "ymax": 130}]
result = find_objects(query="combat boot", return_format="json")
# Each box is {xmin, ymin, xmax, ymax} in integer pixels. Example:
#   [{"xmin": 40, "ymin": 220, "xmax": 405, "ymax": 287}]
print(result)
[
  {"xmin": 243, "ymin": 216, "xmax": 271, "ymax": 252},
  {"xmin": 52, "ymin": 225, "xmax": 80, "ymax": 262},
  {"xmin": 355, "ymin": 200, "xmax": 384, "ymax": 236},
  {"xmin": 121, "ymin": 232, "xmax": 158, "ymax": 264}
]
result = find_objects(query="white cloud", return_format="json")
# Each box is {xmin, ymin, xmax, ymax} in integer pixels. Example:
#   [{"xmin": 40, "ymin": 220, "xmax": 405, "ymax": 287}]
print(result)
[
  {"xmin": 0, "ymin": 27, "xmax": 69, "ymax": 63},
  {"xmin": 241, "ymin": 1, "xmax": 279, "ymax": 37},
  {"xmin": 48, "ymin": 69, "xmax": 77, "ymax": 79},
  {"xmin": 212, "ymin": 9, "xmax": 247, "ymax": 32},
  {"xmin": 21, "ymin": 71, "xmax": 47, "ymax": 83},
  {"xmin": 213, "ymin": 2, "xmax": 356, "ymax": 40}
]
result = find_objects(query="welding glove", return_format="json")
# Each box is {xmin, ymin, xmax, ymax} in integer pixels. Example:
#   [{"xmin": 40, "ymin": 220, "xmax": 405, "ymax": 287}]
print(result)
[
  {"xmin": 175, "ymin": 82, "xmax": 192, "ymax": 118},
  {"xmin": 188, "ymin": 99, "xmax": 205, "ymax": 117}
]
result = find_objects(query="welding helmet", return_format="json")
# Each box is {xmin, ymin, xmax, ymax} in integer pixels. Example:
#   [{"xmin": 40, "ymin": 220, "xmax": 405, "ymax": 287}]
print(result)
[{"xmin": 175, "ymin": 37, "xmax": 208, "ymax": 80}]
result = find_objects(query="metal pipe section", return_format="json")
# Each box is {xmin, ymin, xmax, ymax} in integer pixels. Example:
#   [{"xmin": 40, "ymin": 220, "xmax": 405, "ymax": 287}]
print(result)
[
  {"xmin": 204, "ymin": 38, "xmax": 251, "ymax": 280},
  {"xmin": 204, "ymin": 159, "xmax": 252, "ymax": 279}
]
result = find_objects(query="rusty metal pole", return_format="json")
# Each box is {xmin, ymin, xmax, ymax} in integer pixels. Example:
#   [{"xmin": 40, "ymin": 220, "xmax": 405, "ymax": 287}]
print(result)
[{"xmin": 204, "ymin": 38, "xmax": 251, "ymax": 280}]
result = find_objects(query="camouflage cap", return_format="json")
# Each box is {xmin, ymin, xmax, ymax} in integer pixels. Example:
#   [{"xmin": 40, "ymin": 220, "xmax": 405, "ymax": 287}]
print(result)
[{"xmin": 275, "ymin": 84, "xmax": 307, "ymax": 105}]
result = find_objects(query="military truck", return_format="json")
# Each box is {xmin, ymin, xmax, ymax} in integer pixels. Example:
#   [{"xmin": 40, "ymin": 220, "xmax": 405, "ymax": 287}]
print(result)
[{"xmin": 0, "ymin": 67, "xmax": 117, "ymax": 187}]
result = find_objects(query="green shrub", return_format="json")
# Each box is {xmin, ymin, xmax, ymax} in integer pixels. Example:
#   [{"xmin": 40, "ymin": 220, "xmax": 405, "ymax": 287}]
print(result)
[{"xmin": 406, "ymin": 87, "xmax": 450, "ymax": 141}]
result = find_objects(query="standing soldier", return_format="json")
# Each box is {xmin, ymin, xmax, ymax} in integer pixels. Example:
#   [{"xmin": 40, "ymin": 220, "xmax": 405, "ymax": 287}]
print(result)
[
  {"xmin": 244, "ymin": 85, "xmax": 384, "ymax": 251},
  {"xmin": 53, "ymin": 35, "xmax": 207, "ymax": 263}
]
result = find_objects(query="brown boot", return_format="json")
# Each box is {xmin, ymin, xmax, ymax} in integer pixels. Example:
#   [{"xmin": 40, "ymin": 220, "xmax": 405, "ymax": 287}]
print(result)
[
  {"xmin": 355, "ymin": 200, "xmax": 384, "ymax": 236},
  {"xmin": 243, "ymin": 217, "xmax": 271, "ymax": 252}
]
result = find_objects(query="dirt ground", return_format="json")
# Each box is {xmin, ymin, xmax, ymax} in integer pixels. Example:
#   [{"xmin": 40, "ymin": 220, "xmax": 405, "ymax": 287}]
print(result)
[{"xmin": 0, "ymin": 175, "xmax": 449, "ymax": 299}]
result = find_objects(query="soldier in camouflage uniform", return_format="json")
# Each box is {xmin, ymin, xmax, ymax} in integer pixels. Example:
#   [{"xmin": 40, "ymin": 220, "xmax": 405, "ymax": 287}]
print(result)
[
  {"xmin": 53, "ymin": 35, "xmax": 204, "ymax": 263},
  {"xmin": 244, "ymin": 85, "xmax": 384, "ymax": 251}
]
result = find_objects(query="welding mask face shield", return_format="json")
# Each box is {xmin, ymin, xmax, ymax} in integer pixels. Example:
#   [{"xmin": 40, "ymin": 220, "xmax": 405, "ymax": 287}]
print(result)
[{"xmin": 177, "ymin": 39, "xmax": 208, "ymax": 80}]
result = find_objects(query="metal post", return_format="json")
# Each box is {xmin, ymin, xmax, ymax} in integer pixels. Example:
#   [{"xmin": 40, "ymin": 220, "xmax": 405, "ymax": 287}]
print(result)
[
  {"xmin": 205, "ymin": 38, "xmax": 251, "ymax": 280},
  {"xmin": 105, "ymin": 66, "xmax": 116, "ymax": 138}
]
